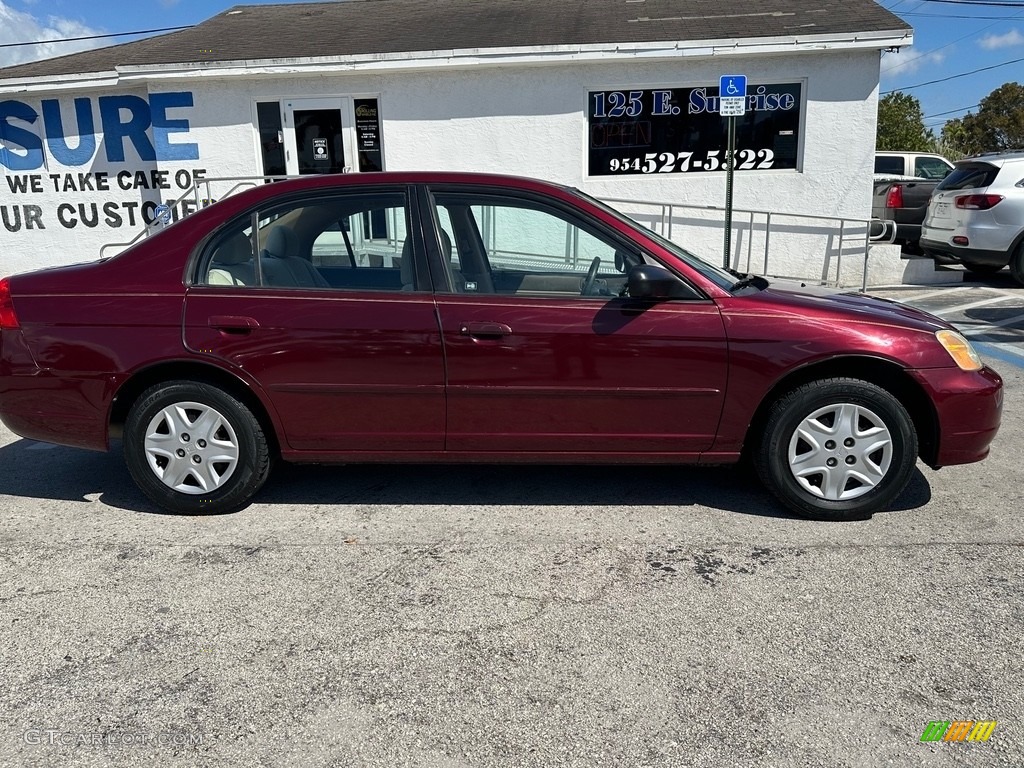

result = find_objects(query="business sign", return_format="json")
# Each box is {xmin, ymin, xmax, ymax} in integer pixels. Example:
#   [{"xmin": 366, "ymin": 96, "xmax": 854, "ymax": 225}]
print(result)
[
  {"xmin": 1, "ymin": 91, "xmax": 207, "ymax": 235},
  {"xmin": 587, "ymin": 83, "xmax": 802, "ymax": 177},
  {"xmin": 354, "ymin": 98, "xmax": 383, "ymax": 173},
  {"xmin": 312, "ymin": 137, "xmax": 329, "ymax": 161},
  {"xmin": 0, "ymin": 92, "xmax": 199, "ymax": 171}
]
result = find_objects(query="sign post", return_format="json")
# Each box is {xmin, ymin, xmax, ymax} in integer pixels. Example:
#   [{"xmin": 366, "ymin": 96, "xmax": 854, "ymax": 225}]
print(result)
[{"xmin": 719, "ymin": 75, "xmax": 747, "ymax": 269}]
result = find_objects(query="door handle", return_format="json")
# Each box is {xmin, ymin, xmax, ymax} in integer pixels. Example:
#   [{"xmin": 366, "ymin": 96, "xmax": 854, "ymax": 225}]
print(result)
[
  {"xmin": 459, "ymin": 322, "xmax": 513, "ymax": 339},
  {"xmin": 208, "ymin": 315, "xmax": 260, "ymax": 333}
]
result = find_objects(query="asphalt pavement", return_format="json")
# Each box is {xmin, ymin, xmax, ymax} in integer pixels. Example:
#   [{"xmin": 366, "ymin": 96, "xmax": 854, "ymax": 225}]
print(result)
[{"xmin": 0, "ymin": 283, "xmax": 1021, "ymax": 767}]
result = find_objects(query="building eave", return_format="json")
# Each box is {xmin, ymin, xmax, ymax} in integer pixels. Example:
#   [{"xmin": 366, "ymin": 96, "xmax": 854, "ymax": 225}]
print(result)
[{"xmin": 0, "ymin": 30, "xmax": 912, "ymax": 94}]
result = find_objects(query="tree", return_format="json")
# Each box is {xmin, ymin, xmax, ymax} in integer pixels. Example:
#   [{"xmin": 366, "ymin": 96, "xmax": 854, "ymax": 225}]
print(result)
[
  {"xmin": 951, "ymin": 82, "xmax": 1024, "ymax": 154},
  {"xmin": 876, "ymin": 92, "xmax": 934, "ymax": 151},
  {"xmin": 936, "ymin": 118, "xmax": 970, "ymax": 159}
]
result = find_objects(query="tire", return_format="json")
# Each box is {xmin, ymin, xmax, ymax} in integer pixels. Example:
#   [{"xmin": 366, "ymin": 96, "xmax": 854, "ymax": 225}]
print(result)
[
  {"xmin": 963, "ymin": 262, "xmax": 1004, "ymax": 276},
  {"xmin": 124, "ymin": 380, "xmax": 271, "ymax": 514},
  {"xmin": 755, "ymin": 378, "xmax": 917, "ymax": 521},
  {"xmin": 1011, "ymin": 243, "xmax": 1024, "ymax": 286}
]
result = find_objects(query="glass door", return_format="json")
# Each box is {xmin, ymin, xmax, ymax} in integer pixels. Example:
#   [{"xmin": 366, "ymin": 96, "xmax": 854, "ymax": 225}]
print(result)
[{"xmin": 283, "ymin": 98, "xmax": 354, "ymax": 175}]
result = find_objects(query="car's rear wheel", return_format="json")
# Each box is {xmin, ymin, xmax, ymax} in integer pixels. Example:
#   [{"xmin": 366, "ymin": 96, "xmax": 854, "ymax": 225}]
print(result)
[
  {"xmin": 1010, "ymin": 243, "xmax": 1024, "ymax": 286},
  {"xmin": 124, "ymin": 381, "xmax": 271, "ymax": 514},
  {"xmin": 755, "ymin": 378, "xmax": 917, "ymax": 521}
]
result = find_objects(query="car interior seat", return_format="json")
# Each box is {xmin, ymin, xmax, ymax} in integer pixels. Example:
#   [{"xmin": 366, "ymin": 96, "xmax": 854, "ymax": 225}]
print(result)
[
  {"xmin": 260, "ymin": 226, "xmax": 331, "ymax": 288},
  {"xmin": 397, "ymin": 230, "xmax": 465, "ymax": 291},
  {"xmin": 399, "ymin": 239, "xmax": 416, "ymax": 291},
  {"xmin": 207, "ymin": 232, "xmax": 256, "ymax": 286},
  {"xmin": 438, "ymin": 229, "xmax": 467, "ymax": 292},
  {"xmin": 449, "ymin": 223, "xmax": 495, "ymax": 294}
]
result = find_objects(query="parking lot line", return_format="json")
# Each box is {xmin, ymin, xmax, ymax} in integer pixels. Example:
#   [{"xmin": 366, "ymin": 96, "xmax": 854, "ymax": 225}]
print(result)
[
  {"xmin": 961, "ymin": 311, "xmax": 1024, "ymax": 334},
  {"xmin": 976, "ymin": 342, "xmax": 1024, "ymax": 370},
  {"xmin": 940, "ymin": 295, "xmax": 1022, "ymax": 315},
  {"xmin": 889, "ymin": 286, "xmax": 972, "ymax": 303}
]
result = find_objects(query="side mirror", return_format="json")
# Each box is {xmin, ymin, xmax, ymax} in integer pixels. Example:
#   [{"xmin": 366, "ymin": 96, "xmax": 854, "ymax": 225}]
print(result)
[{"xmin": 626, "ymin": 264, "xmax": 690, "ymax": 299}]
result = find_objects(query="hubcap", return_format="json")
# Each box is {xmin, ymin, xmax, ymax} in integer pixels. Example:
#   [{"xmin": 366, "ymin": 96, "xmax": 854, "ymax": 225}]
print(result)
[
  {"xmin": 787, "ymin": 403, "xmax": 893, "ymax": 501},
  {"xmin": 143, "ymin": 401, "xmax": 240, "ymax": 494}
]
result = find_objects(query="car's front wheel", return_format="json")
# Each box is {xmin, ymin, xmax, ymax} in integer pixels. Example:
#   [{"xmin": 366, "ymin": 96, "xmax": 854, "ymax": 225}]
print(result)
[
  {"xmin": 124, "ymin": 381, "xmax": 271, "ymax": 514},
  {"xmin": 755, "ymin": 378, "xmax": 917, "ymax": 520}
]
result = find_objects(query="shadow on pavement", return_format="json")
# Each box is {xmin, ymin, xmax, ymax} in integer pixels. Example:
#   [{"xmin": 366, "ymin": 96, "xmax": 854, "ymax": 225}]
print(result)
[
  {"xmin": 962, "ymin": 270, "xmax": 1021, "ymax": 289},
  {"xmin": 0, "ymin": 437, "xmax": 931, "ymax": 521}
]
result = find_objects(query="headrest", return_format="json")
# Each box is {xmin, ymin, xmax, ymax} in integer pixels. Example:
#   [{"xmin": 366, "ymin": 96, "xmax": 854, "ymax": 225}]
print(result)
[
  {"xmin": 263, "ymin": 226, "xmax": 296, "ymax": 258},
  {"xmin": 212, "ymin": 233, "xmax": 253, "ymax": 265}
]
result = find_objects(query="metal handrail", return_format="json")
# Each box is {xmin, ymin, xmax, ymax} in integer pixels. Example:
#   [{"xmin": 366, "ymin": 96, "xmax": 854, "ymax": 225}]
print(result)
[
  {"xmin": 602, "ymin": 196, "xmax": 897, "ymax": 290},
  {"xmin": 99, "ymin": 175, "xmax": 302, "ymax": 258}
]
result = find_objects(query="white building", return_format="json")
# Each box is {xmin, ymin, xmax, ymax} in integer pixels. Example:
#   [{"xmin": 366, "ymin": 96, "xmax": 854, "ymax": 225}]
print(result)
[{"xmin": 0, "ymin": 0, "xmax": 911, "ymax": 279}]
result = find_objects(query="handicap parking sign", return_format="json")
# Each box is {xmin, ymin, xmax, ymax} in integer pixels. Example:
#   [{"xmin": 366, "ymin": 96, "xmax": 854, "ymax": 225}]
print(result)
[
  {"xmin": 720, "ymin": 75, "xmax": 747, "ymax": 98},
  {"xmin": 719, "ymin": 75, "xmax": 747, "ymax": 116}
]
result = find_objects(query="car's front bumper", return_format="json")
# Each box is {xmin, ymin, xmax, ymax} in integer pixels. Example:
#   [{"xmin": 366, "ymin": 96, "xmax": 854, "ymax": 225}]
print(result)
[{"xmin": 910, "ymin": 365, "xmax": 1003, "ymax": 468}]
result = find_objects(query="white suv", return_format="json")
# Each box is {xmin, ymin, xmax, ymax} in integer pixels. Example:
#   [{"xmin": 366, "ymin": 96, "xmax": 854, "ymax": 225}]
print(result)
[{"xmin": 921, "ymin": 151, "xmax": 1024, "ymax": 283}]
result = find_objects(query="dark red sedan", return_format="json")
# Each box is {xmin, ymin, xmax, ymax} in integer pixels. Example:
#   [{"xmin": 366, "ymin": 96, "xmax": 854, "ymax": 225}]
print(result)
[{"xmin": 0, "ymin": 173, "xmax": 1003, "ymax": 519}]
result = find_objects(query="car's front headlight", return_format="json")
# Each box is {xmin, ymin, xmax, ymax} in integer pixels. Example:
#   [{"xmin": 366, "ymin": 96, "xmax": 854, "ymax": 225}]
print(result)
[{"xmin": 935, "ymin": 329, "xmax": 983, "ymax": 371}]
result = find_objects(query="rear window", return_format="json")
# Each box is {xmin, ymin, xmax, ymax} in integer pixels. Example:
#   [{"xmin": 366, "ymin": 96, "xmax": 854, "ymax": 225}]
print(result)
[{"xmin": 937, "ymin": 162, "xmax": 1000, "ymax": 191}]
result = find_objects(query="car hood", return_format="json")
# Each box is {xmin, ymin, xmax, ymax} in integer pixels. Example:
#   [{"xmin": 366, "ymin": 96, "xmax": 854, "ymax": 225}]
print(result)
[{"xmin": 736, "ymin": 278, "xmax": 948, "ymax": 334}]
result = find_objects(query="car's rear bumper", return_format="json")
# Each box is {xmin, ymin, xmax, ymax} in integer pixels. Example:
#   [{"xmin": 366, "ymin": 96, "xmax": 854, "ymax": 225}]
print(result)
[
  {"xmin": 919, "ymin": 239, "xmax": 1009, "ymax": 268},
  {"xmin": 0, "ymin": 329, "xmax": 110, "ymax": 451},
  {"xmin": 910, "ymin": 365, "xmax": 1003, "ymax": 467}
]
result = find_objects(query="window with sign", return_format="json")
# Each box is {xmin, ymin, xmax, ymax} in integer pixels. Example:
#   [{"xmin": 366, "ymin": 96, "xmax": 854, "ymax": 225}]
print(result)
[{"xmin": 587, "ymin": 84, "xmax": 803, "ymax": 177}]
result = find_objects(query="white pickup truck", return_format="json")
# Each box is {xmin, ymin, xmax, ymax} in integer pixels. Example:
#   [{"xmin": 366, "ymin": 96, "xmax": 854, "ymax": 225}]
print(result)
[{"xmin": 874, "ymin": 152, "xmax": 954, "ymax": 180}]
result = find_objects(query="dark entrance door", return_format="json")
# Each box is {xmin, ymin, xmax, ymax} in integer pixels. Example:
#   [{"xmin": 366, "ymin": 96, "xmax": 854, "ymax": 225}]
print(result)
[
  {"xmin": 284, "ymin": 98, "xmax": 351, "ymax": 176},
  {"xmin": 294, "ymin": 109, "xmax": 346, "ymax": 174}
]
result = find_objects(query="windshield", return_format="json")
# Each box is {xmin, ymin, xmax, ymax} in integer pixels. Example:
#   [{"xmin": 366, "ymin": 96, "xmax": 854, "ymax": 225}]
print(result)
[{"xmin": 572, "ymin": 189, "xmax": 738, "ymax": 291}]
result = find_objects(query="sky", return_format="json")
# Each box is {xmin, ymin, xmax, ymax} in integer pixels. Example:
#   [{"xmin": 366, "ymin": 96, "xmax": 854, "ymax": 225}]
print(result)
[
  {"xmin": 0, "ymin": 0, "xmax": 1021, "ymax": 139},
  {"xmin": 878, "ymin": 0, "xmax": 1024, "ymax": 135}
]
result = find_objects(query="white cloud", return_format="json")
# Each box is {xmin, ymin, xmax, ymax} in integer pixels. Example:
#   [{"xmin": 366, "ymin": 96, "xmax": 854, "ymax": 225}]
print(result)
[
  {"xmin": 880, "ymin": 50, "xmax": 946, "ymax": 78},
  {"xmin": 159, "ymin": 0, "xmax": 181, "ymax": 8},
  {"xmin": 0, "ymin": 1, "xmax": 104, "ymax": 68},
  {"xmin": 979, "ymin": 29, "xmax": 1024, "ymax": 50}
]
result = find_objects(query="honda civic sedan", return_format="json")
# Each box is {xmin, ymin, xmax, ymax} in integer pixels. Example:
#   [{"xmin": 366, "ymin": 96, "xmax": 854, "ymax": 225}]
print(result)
[{"xmin": 0, "ymin": 173, "xmax": 1003, "ymax": 520}]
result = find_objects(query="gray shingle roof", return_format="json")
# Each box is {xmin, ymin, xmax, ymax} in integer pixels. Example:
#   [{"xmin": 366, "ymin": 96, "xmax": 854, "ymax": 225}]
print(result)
[{"xmin": 0, "ymin": 0, "xmax": 909, "ymax": 81}]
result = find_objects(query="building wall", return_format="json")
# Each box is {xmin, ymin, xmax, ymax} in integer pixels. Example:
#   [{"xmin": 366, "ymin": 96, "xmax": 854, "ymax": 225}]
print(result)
[{"xmin": 0, "ymin": 49, "xmax": 880, "ymax": 276}]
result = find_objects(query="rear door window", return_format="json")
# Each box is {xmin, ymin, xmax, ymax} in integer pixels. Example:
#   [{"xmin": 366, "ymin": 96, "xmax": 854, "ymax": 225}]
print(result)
[{"xmin": 196, "ymin": 191, "xmax": 417, "ymax": 291}]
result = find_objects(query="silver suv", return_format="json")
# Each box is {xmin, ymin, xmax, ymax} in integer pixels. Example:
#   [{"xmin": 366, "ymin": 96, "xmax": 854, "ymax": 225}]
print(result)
[{"xmin": 921, "ymin": 151, "xmax": 1024, "ymax": 283}]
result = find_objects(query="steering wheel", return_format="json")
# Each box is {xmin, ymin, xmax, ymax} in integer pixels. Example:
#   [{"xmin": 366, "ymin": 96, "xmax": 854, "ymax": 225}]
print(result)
[{"xmin": 580, "ymin": 257, "xmax": 601, "ymax": 296}]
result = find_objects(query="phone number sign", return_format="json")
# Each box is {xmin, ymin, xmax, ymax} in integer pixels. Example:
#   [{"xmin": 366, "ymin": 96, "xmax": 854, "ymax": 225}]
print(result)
[{"xmin": 587, "ymin": 83, "xmax": 802, "ymax": 177}]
